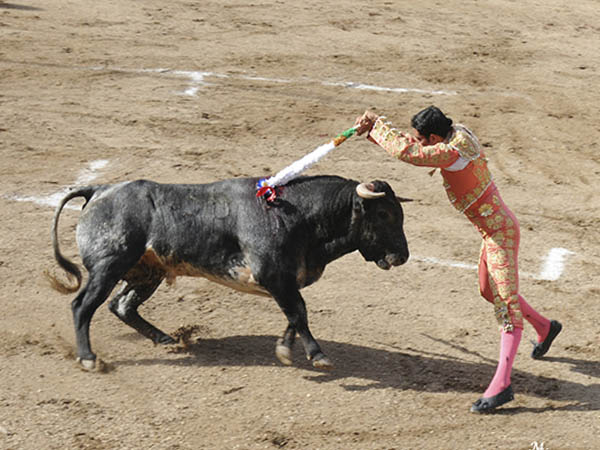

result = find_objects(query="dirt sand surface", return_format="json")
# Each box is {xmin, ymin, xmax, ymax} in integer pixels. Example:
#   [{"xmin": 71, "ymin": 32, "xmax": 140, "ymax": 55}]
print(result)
[{"xmin": 1, "ymin": 0, "xmax": 599, "ymax": 448}]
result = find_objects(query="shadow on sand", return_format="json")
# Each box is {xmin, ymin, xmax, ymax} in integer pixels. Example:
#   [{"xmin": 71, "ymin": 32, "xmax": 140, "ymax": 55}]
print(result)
[
  {"xmin": 0, "ymin": 3, "xmax": 43, "ymax": 10},
  {"xmin": 114, "ymin": 333, "xmax": 599, "ymax": 413}
]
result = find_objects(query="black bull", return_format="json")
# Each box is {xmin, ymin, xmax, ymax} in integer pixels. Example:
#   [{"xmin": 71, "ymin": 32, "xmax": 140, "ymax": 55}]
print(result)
[{"xmin": 48, "ymin": 175, "xmax": 409, "ymax": 370}]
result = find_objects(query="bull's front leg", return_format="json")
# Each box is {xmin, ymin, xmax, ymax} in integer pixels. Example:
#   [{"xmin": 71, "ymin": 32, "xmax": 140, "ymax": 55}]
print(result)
[{"xmin": 270, "ymin": 287, "xmax": 333, "ymax": 370}]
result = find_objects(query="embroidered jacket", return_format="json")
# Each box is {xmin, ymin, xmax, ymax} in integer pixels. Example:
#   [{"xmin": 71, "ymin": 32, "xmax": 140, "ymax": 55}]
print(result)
[{"xmin": 368, "ymin": 117, "xmax": 494, "ymax": 215}]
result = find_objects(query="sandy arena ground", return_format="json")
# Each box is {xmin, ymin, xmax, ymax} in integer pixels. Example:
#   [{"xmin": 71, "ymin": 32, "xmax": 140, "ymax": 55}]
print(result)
[{"xmin": 1, "ymin": 0, "xmax": 599, "ymax": 448}]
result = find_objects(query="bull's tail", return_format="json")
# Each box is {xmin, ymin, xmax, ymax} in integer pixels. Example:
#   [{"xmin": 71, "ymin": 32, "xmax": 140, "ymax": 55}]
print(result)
[{"xmin": 45, "ymin": 186, "xmax": 97, "ymax": 294}]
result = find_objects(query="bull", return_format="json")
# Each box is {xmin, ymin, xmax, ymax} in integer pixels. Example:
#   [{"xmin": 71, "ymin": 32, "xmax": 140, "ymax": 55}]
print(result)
[{"xmin": 48, "ymin": 175, "xmax": 409, "ymax": 370}]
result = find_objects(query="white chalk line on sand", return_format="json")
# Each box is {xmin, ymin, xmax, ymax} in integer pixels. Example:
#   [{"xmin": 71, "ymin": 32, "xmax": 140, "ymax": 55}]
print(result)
[
  {"xmin": 180, "ymin": 71, "xmax": 457, "ymax": 97},
  {"xmin": 7, "ymin": 159, "xmax": 109, "ymax": 210},
  {"xmin": 412, "ymin": 249, "xmax": 575, "ymax": 281},
  {"xmin": 88, "ymin": 66, "xmax": 457, "ymax": 97},
  {"xmin": 7, "ymin": 160, "xmax": 574, "ymax": 281},
  {"xmin": 537, "ymin": 247, "xmax": 576, "ymax": 281}
]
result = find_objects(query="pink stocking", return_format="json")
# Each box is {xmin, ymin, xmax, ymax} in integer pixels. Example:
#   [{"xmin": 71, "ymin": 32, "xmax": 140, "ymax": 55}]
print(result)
[
  {"xmin": 483, "ymin": 328, "xmax": 522, "ymax": 398},
  {"xmin": 518, "ymin": 295, "xmax": 550, "ymax": 343}
]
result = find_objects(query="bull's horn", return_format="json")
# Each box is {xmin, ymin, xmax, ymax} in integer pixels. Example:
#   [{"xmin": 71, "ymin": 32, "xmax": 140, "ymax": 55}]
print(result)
[{"xmin": 356, "ymin": 182, "xmax": 385, "ymax": 199}]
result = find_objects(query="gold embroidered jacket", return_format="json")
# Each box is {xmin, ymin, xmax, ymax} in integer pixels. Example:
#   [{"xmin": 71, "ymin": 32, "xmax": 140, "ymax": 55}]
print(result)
[{"xmin": 369, "ymin": 117, "xmax": 494, "ymax": 215}]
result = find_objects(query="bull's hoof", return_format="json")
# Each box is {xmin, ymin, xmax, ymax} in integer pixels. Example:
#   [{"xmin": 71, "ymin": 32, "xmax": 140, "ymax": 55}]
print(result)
[
  {"xmin": 312, "ymin": 354, "xmax": 334, "ymax": 371},
  {"xmin": 275, "ymin": 343, "xmax": 293, "ymax": 366},
  {"xmin": 156, "ymin": 335, "xmax": 177, "ymax": 345},
  {"xmin": 76, "ymin": 357, "xmax": 112, "ymax": 373},
  {"xmin": 76, "ymin": 357, "xmax": 96, "ymax": 371}
]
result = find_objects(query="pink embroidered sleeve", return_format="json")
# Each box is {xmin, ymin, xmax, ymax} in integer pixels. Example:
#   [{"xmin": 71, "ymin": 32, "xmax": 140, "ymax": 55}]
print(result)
[{"xmin": 368, "ymin": 117, "xmax": 460, "ymax": 168}]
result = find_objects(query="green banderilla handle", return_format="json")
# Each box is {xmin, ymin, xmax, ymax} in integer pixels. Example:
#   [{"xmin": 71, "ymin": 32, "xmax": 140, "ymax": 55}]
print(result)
[{"xmin": 333, "ymin": 126, "xmax": 358, "ymax": 146}]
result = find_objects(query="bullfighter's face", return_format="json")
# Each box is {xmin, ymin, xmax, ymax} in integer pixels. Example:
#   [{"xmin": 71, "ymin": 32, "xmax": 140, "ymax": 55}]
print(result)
[{"xmin": 412, "ymin": 129, "xmax": 445, "ymax": 146}]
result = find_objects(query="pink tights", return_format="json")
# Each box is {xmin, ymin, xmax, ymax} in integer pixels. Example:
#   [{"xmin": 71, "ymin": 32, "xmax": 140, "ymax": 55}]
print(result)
[
  {"xmin": 518, "ymin": 295, "xmax": 551, "ymax": 343},
  {"xmin": 483, "ymin": 328, "xmax": 522, "ymax": 397},
  {"xmin": 471, "ymin": 191, "xmax": 551, "ymax": 397},
  {"xmin": 478, "ymin": 236, "xmax": 551, "ymax": 397},
  {"xmin": 481, "ymin": 297, "xmax": 551, "ymax": 397}
]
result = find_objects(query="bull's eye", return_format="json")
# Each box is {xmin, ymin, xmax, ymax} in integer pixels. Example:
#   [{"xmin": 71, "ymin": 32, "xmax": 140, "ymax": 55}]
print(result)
[{"xmin": 377, "ymin": 210, "xmax": 392, "ymax": 222}]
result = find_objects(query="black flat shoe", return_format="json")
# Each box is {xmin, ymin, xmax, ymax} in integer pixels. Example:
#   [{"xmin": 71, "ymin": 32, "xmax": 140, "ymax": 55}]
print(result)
[
  {"xmin": 470, "ymin": 385, "xmax": 514, "ymax": 413},
  {"xmin": 531, "ymin": 320, "xmax": 562, "ymax": 359}
]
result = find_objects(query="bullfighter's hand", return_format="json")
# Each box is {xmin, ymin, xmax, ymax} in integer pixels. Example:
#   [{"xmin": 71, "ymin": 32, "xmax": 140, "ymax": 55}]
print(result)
[{"xmin": 354, "ymin": 110, "xmax": 379, "ymax": 136}]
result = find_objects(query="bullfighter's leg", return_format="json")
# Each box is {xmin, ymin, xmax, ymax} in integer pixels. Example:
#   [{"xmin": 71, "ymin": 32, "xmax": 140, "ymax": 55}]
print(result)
[
  {"xmin": 271, "ymin": 288, "xmax": 332, "ymax": 370},
  {"xmin": 471, "ymin": 205, "xmax": 525, "ymax": 412},
  {"xmin": 275, "ymin": 325, "xmax": 297, "ymax": 366},
  {"xmin": 108, "ymin": 275, "xmax": 175, "ymax": 345}
]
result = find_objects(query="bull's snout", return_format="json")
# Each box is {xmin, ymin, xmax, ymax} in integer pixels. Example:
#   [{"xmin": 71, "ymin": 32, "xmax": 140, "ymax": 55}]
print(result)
[{"xmin": 376, "ymin": 251, "xmax": 409, "ymax": 270}]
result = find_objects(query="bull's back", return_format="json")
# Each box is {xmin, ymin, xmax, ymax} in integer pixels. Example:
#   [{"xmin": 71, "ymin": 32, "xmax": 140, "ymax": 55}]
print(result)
[
  {"xmin": 137, "ymin": 179, "xmax": 269, "ymax": 294},
  {"xmin": 77, "ymin": 179, "xmax": 266, "ymax": 280},
  {"xmin": 145, "ymin": 178, "xmax": 261, "ymax": 250}
]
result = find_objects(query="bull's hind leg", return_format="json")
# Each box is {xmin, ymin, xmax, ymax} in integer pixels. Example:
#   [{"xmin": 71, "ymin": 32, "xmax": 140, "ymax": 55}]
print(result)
[
  {"xmin": 71, "ymin": 270, "xmax": 121, "ymax": 370},
  {"xmin": 108, "ymin": 274, "xmax": 174, "ymax": 345},
  {"xmin": 275, "ymin": 325, "xmax": 296, "ymax": 366}
]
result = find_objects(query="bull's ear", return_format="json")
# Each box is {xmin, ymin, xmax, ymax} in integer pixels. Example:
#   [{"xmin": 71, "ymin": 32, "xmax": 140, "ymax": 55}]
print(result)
[{"xmin": 396, "ymin": 196, "xmax": 413, "ymax": 203}]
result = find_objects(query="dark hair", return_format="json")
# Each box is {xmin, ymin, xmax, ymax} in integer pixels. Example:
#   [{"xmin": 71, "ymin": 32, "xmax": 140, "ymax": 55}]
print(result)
[{"xmin": 411, "ymin": 106, "xmax": 453, "ymax": 138}]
